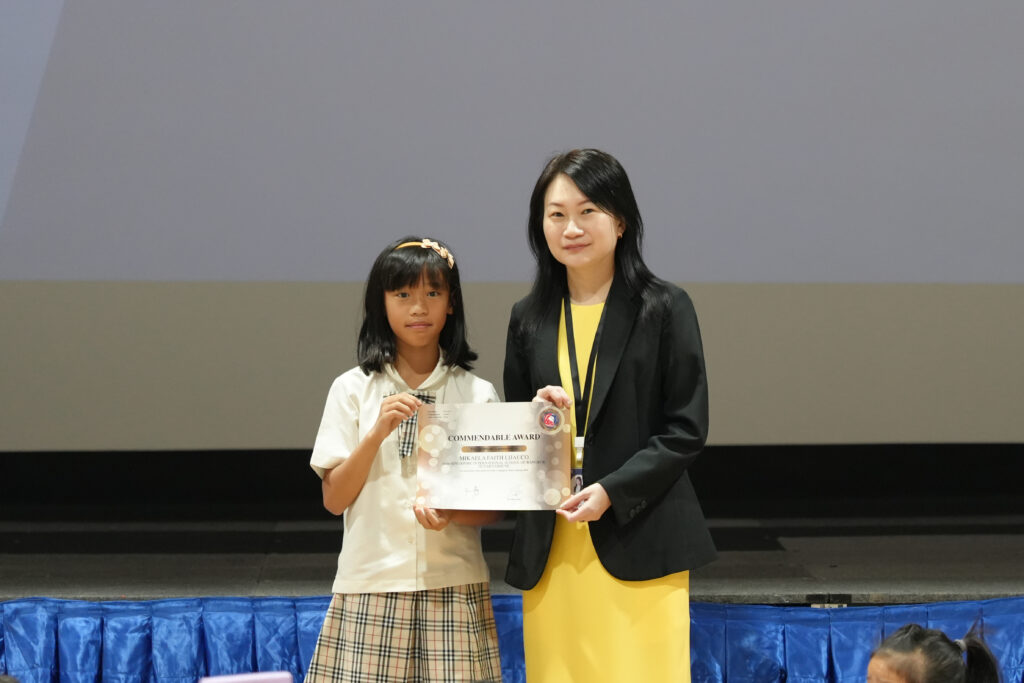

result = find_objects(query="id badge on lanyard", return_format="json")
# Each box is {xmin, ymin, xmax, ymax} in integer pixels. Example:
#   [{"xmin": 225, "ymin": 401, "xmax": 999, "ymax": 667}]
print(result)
[
  {"xmin": 572, "ymin": 436, "xmax": 585, "ymax": 494},
  {"xmin": 565, "ymin": 295, "xmax": 607, "ymax": 496}
]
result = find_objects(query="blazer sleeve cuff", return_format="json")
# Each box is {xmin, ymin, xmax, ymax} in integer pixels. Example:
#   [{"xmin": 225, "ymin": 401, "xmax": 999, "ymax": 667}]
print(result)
[{"xmin": 600, "ymin": 473, "xmax": 648, "ymax": 527}]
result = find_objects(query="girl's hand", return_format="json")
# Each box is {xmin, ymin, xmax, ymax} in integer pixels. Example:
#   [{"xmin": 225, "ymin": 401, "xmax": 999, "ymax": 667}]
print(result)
[
  {"xmin": 556, "ymin": 483, "xmax": 611, "ymax": 523},
  {"xmin": 533, "ymin": 385, "xmax": 572, "ymax": 408},
  {"xmin": 414, "ymin": 505, "xmax": 451, "ymax": 531},
  {"xmin": 373, "ymin": 393, "xmax": 422, "ymax": 437}
]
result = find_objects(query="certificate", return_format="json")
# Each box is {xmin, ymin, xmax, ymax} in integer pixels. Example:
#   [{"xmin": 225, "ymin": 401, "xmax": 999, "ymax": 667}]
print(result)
[{"xmin": 415, "ymin": 402, "xmax": 572, "ymax": 510}]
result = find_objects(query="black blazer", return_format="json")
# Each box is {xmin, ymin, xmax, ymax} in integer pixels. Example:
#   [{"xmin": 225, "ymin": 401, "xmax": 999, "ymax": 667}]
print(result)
[{"xmin": 503, "ymin": 276, "xmax": 716, "ymax": 588}]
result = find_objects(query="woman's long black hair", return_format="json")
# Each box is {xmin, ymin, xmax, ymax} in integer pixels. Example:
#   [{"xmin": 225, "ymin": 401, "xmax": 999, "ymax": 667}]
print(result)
[
  {"xmin": 357, "ymin": 236, "xmax": 477, "ymax": 373},
  {"xmin": 872, "ymin": 623, "xmax": 1001, "ymax": 683},
  {"xmin": 516, "ymin": 148, "xmax": 668, "ymax": 337}
]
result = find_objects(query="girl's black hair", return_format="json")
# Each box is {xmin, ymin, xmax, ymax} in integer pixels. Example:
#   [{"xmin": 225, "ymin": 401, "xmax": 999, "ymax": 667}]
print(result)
[
  {"xmin": 872, "ymin": 623, "xmax": 1001, "ymax": 683},
  {"xmin": 357, "ymin": 236, "xmax": 477, "ymax": 373},
  {"xmin": 517, "ymin": 148, "xmax": 670, "ymax": 337}
]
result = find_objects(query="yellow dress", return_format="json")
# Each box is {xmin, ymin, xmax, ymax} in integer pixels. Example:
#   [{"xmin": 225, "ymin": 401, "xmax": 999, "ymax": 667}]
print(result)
[{"xmin": 522, "ymin": 302, "xmax": 691, "ymax": 682}]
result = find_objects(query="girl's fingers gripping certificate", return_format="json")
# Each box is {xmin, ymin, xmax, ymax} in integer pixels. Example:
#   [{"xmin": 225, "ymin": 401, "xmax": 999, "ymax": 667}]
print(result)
[{"xmin": 415, "ymin": 402, "xmax": 572, "ymax": 510}]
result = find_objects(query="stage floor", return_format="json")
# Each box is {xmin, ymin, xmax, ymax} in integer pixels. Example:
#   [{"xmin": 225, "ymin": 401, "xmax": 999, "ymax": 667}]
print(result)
[{"xmin": 3, "ymin": 516, "xmax": 1023, "ymax": 605}]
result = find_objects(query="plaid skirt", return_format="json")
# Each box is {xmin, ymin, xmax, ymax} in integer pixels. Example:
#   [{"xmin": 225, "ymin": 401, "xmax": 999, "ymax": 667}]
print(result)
[{"xmin": 304, "ymin": 582, "xmax": 501, "ymax": 683}]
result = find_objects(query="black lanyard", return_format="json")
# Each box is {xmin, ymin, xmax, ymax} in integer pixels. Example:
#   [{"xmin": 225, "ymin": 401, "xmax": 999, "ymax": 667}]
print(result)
[{"xmin": 563, "ymin": 295, "xmax": 607, "ymax": 438}]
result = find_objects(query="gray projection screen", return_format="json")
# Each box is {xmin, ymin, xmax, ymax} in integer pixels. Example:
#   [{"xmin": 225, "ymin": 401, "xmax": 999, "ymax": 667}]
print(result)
[{"xmin": 1, "ymin": 1, "xmax": 1022, "ymax": 451}]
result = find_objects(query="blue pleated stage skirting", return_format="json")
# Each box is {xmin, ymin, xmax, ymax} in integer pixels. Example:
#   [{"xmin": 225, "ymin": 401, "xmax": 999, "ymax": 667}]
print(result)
[{"xmin": 3, "ymin": 595, "xmax": 1023, "ymax": 682}]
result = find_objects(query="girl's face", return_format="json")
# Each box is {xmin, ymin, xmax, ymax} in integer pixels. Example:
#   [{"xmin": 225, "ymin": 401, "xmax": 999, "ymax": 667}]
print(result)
[
  {"xmin": 542, "ymin": 173, "xmax": 623, "ymax": 279},
  {"xmin": 384, "ymin": 274, "xmax": 452, "ymax": 355},
  {"xmin": 867, "ymin": 656, "xmax": 911, "ymax": 683}
]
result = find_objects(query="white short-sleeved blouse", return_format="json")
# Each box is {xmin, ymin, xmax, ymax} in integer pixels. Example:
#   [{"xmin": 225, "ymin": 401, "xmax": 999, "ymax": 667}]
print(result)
[{"xmin": 310, "ymin": 359, "xmax": 499, "ymax": 594}]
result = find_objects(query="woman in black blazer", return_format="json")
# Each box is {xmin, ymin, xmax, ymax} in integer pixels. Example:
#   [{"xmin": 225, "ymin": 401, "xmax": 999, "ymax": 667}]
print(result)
[{"xmin": 503, "ymin": 149, "xmax": 716, "ymax": 681}]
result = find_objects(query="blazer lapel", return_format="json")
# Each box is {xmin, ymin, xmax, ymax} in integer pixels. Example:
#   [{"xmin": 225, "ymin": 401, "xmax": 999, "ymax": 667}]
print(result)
[
  {"xmin": 588, "ymin": 275, "xmax": 638, "ymax": 428},
  {"xmin": 534, "ymin": 299, "xmax": 562, "ymax": 388}
]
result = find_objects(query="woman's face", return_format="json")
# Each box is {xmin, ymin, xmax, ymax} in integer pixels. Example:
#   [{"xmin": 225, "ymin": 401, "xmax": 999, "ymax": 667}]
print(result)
[{"xmin": 542, "ymin": 173, "xmax": 623, "ymax": 279}]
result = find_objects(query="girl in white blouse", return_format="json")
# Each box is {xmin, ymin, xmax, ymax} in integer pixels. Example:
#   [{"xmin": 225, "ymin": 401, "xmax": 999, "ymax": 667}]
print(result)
[{"xmin": 305, "ymin": 237, "xmax": 502, "ymax": 683}]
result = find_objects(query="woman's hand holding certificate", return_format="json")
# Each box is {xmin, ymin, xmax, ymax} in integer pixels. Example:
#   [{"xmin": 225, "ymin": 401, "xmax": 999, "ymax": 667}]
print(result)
[{"xmin": 556, "ymin": 482, "xmax": 611, "ymax": 522}]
